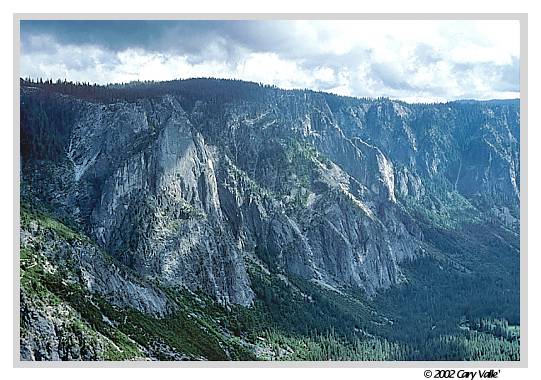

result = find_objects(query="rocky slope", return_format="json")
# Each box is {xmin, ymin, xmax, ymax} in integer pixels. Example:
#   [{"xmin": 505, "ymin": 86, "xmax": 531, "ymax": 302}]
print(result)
[{"xmin": 19, "ymin": 79, "xmax": 520, "ymax": 360}]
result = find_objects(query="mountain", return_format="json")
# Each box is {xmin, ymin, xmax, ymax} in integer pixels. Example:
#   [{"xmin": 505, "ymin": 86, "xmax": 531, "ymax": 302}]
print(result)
[{"xmin": 19, "ymin": 78, "xmax": 520, "ymax": 361}]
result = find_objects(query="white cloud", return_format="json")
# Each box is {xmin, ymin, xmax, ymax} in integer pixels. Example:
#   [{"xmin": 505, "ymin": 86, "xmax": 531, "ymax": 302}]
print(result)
[
  {"xmin": 237, "ymin": 52, "xmax": 311, "ymax": 89},
  {"xmin": 313, "ymin": 67, "xmax": 335, "ymax": 84},
  {"xmin": 20, "ymin": 20, "xmax": 520, "ymax": 102}
]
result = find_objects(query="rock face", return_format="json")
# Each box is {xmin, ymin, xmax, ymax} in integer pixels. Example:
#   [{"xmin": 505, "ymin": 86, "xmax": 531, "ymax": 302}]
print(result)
[
  {"xmin": 19, "ymin": 208, "xmax": 177, "ymax": 361},
  {"xmin": 20, "ymin": 290, "xmax": 107, "ymax": 361},
  {"xmin": 21, "ymin": 219, "xmax": 175, "ymax": 317},
  {"xmin": 20, "ymin": 80, "xmax": 520, "ymax": 308}
]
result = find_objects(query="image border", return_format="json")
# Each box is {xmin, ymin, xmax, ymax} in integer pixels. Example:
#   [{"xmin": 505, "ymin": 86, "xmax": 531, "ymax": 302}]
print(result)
[{"xmin": 12, "ymin": 12, "xmax": 528, "ymax": 369}]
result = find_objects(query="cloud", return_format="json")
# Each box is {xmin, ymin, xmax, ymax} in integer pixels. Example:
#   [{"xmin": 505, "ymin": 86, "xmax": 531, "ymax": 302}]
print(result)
[{"xmin": 19, "ymin": 20, "xmax": 520, "ymax": 102}]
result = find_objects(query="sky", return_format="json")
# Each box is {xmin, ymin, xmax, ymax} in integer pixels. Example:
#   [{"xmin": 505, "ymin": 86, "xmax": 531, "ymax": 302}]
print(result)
[{"xmin": 19, "ymin": 20, "xmax": 520, "ymax": 103}]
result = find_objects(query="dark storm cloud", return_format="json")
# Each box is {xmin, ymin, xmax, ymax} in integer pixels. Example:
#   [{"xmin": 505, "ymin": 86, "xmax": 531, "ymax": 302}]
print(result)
[
  {"xmin": 20, "ymin": 20, "xmax": 323, "ymax": 77},
  {"xmin": 21, "ymin": 20, "xmax": 283, "ymax": 59},
  {"xmin": 20, "ymin": 20, "xmax": 363, "ymax": 66},
  {"xmin": 21, "ymin": 20, "xmax": 199, "ymax": 52}
]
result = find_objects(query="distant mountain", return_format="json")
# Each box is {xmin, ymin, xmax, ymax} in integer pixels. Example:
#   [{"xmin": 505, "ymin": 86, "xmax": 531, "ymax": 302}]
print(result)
[{"xmin": 19, "ymin": 78, "xmax": 520, "ymax": 361}]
